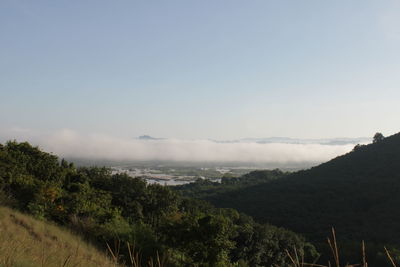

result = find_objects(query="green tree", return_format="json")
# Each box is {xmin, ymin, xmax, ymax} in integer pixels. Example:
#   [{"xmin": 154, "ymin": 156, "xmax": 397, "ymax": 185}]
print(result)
[{"xmin": 373, "ymin": 132, "xmax": 384, "ymax": 143}]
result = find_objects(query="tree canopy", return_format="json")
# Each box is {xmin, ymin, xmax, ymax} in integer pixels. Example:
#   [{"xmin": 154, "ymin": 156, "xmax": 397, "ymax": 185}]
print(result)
[{"xmin": 0, "ymin": 140, "xmax": 316, "ymax": 266}]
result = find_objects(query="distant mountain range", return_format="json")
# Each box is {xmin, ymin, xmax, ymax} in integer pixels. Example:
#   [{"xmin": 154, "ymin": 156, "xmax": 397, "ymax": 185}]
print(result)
[
  {"xmin": 232, "ymin": 137, "xmax": 371, "ymax": 145},
  {"xmin": 138, "ymin": 135, "xmax": 371, "ymax": 145}
]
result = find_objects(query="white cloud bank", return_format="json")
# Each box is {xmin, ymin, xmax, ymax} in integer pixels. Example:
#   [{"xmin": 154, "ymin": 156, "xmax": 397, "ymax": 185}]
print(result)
[{"xmin": 0, "ymin": 128, "xmax": 359, "ymax": 164}]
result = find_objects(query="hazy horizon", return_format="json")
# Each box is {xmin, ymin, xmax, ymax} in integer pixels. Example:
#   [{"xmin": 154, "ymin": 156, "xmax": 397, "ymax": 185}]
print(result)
[{"xmin": 0, "ymin": 127, "xmax": 371, "ymax": 164}]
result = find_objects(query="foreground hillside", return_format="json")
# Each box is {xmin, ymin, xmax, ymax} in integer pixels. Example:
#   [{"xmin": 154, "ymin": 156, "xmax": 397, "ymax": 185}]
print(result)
[{"xmin": 0, "ymin": 206, "xmax": 115, "ymax": 267}]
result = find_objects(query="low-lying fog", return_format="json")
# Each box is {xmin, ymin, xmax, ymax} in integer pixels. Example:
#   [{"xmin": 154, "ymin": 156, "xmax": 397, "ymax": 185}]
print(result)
[{"xmin": 1, "ymin": 128, "xmax": 370, "ymax": 165}]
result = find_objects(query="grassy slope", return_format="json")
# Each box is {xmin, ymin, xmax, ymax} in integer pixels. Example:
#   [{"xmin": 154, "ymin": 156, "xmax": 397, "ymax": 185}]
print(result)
[
  {"xmin": 202, "ymin": 133, "xmax": 400, "ymax": 244},
  {"xmin": 0, "ymin": 206, "xmax": 115, "ymax": 267}
]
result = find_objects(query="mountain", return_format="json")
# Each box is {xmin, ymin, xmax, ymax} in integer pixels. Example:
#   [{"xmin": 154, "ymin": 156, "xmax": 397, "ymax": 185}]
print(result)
[
  {"xmin": 190, "ymin": 133, "xmax": 400, "ymax": 247},
  {"xmin": 137, "ymin": 135, "xmax": 164, "ymax": 140},
  {"xmin": 136, "ymin": 135, "xmax": 370, "ymax": 145},
  {"xmin": 210, "ymin": 137, "xmax": 371, "ymax": 145},
  {"xmin": 237, "ymin": 137, "xmax": 371, "ymax": 145}
]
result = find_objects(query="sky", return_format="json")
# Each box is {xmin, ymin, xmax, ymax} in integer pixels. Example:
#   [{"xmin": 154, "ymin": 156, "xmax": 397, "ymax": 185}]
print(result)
[{"xmin": 1, "ymin": 0, "xmax": 400, "ymax": 145}]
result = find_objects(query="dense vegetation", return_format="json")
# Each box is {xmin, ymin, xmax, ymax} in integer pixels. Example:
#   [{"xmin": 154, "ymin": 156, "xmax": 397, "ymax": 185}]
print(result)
[
  {"xmin": 174, "ymin": 169, "xmax": 285, "ymax": 199},
  {"xmin": 176, "ymin": 133, "xmax": 400, "ymax": 265},
  {"xmin": 0, "ymin": 141, "xmax": 317, "ymax": 266}
]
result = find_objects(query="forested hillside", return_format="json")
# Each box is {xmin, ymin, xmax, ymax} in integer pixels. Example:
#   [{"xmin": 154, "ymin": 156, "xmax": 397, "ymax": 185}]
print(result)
[
  {"xmin": 177, "ymin": 133, "xmax": 400, "ymax": 264},
  {"xmin": 0, "ymin": 141, "xmax": 316, "ymax": 267},
  {"xmin": 174, "ymin": 169, "xmax": 285, "ymax": 199},
  {"xmin": 3, "ymin": 136, "xmax": 400, "ymax": 266}
]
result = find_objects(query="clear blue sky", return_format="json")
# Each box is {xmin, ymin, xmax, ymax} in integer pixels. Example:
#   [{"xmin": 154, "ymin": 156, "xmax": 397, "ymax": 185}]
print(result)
[{"xmin": 1, "ymin": 0, "xmax": 400, "ymax": 140}]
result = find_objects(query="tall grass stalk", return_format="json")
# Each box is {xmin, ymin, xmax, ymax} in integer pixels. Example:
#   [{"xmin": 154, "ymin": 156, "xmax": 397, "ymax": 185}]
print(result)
[
  {"xmin": 106, "ymin": 240, "xmax": 168, "ymax": 267},
  {"xmin": 287, "ymin": 228, "xmax": 398, "ymax": 267}
]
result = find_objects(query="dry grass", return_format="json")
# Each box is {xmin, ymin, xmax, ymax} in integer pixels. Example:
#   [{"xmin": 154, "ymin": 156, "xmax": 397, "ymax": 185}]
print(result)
[
  {"xmin": 106, "ymin": 240, "xmax": 168, "ymax": 267},
  {"xmin": 286, "ymin": 228, "xmax": 397, "ymax": 267},
  {"xmin": 0, "ymin": 206, "xmax": 117, "ymax": 267}
]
